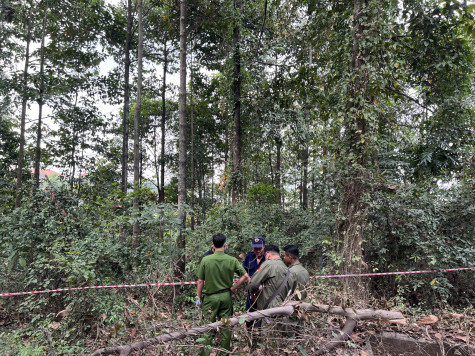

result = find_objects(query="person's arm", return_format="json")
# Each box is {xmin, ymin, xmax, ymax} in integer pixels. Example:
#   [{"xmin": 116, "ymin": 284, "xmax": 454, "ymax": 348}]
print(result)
[
  {"xmin": 196, "ymin": 260, "xmax": 205, "ymax": 307},
  {"xmin": 248, "ymin": 263, "xmax": 268, "ymax": 294},
  {"xmin": 197, "ymin": 279, "xmax": 204, "ymax": 307},
  {"xmin": 231, "ymin": 273, "xmax": 250, "ymax": 292}
]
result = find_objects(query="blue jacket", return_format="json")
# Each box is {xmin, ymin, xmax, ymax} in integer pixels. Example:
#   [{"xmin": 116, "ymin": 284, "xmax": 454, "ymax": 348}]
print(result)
[{"xmin": 243, "ymin": 251, "xmax": 266, "ymax": 277}]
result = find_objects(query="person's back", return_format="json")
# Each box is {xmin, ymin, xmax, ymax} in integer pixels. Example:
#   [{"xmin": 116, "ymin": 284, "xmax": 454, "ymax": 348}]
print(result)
[
  {"xmin": 249, "ymin": 245, "xmax": 295, "ymax": 310},
  {"xmin": 199, "ymin": 252, "xmax": 242, "ymax": 295},
  {"xmin": 255, "ymin": 258, "xmax": 292, "ymax": 309},
  {"xmin": 196, "ymin": 234, "xmax": 249, "ymax": 355},
  {"xmin": 283, "ymin": 245, "xmax": 309, "ymax": 298},
  {"xmin": 289, "ymin": 261, "xmax": 309, "ymax": 297}
]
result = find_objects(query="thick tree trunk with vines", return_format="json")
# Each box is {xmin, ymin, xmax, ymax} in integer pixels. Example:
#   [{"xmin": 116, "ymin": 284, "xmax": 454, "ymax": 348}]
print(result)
[
  {"xmin": 338, "ymin": 0, "xmax": 372, "ymax": 300},
  {"xmin": 275, "ymin": 137, "xmax": 282, "ymax": 206},
  {"xmin": 302, "ymin": 46, "xmax": 312, "ymax": 210},
  {"xmin": 231, "ymin": 0, "xmax": 242, "ymax": 206}
]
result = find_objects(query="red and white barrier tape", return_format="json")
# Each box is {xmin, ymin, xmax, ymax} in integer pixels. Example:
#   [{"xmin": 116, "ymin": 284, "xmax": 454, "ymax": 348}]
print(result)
[
  {"xmin": 309, "ymin": 267, "xmax": 475, "ymax": 279},
  {"xmin": 1, "ymin": 267, "xmax": 473, "ymax": 297}
]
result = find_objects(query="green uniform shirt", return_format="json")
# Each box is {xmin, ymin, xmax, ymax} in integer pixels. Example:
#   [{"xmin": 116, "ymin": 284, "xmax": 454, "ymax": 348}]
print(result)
[
  {"xmin": 290, "ymin": 261, "xmax": 309, "ymax": 287},
  {"xmin": 197, "ymin": 251, "xmax": 246, "ymax": 295},
  {"xmin": 248, "ymin": 258, "xmax": 295, "ymax": 310},
  {"xmin": 290, "ymin": 261, "xmax": 309, "ymax": 299}
]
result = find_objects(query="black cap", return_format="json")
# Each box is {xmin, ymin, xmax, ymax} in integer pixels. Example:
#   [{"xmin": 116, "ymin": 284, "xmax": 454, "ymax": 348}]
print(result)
[{"xmin": 251, "ymin": 236, "xmax": 265, "ymax": 248}]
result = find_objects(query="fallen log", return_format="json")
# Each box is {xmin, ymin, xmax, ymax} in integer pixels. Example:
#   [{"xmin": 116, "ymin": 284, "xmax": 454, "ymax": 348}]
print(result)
[
  {"xmin": 315, "ymin": 316, "xmax": 357, "ymax": 355},
  {"xmin": 91, "ymin": 302, "xmax": 404, "ymax": 356},
  {"xmin": 299, "ymin": 303, "xmax": 406, "ymax": 322}
]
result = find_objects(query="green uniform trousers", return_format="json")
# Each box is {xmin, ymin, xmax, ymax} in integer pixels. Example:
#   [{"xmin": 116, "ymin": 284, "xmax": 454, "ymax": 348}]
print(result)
[{"xmin": 201, "ymin": 292, "xmax": 233, "ymax": 355}]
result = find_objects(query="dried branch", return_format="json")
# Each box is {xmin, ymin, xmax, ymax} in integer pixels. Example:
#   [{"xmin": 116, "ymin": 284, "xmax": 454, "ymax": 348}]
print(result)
[
  {"xmin": 316, "ymin": 317, "xmax": 357, "ymax": 355},
  {"xmin": 91, "ymin": 302, "xmax": 404, "ymax": 355}
]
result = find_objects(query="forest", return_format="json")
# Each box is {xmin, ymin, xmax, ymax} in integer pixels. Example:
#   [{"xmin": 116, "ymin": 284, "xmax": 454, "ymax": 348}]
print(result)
[{"xmin": 0, "ymin": 0, "xmax": 474, "ymax": 354}]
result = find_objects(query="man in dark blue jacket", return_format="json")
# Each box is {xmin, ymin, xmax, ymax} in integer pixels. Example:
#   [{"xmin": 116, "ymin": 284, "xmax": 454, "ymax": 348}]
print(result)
[{"xmin": 242, "ymin": 236, "xmax": 266, "ymax": 329}]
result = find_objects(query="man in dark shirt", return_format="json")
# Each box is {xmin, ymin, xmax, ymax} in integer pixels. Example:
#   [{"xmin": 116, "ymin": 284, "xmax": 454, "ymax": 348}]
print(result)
[
  {"xmin": 243, "ymin": 236, "xmax": 266, "ymax": 278},
  {"xmin": 242, "ymin": 236, "xmax": 266, "ymax": 328}
]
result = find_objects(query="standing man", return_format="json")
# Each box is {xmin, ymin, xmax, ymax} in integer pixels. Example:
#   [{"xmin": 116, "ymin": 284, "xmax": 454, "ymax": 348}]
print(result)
[
  {"xmin": 283, "ymin": 245, "xmax": 310, "ymax": 299},
  {"xmin": 197, "ymin": 233, "xmax": 250, "ymax": 355},
  {"xmin": 248, "ymin": 244, "xmax": 294, "ymax": 310},
  {"xmin": 243, "ymin": 236, "xmax": 266, "ymax": 329},
  {"xmin": 243, "ymin": 236, "xmax": 266, "ymax": 277},
  {"xmin": 243, "ymin": 236, "xmax": 266, "ymax": 306}
]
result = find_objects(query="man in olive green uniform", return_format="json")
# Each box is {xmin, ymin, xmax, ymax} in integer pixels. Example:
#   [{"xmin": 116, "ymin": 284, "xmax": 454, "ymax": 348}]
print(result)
[
  {"xmin": 283, "ymin": 245, "xmax": 310, "ymax": 338},
  {"xmin": 283, "ymin": 245, "xmax": 309, "ymax": 298},
  {"xmin": 248, "ymin": 245, "xmax": 294, "ymax": 310},
  {"xmin": 197, "ymin": 233, "xmax": 250, "ymax": 355}
]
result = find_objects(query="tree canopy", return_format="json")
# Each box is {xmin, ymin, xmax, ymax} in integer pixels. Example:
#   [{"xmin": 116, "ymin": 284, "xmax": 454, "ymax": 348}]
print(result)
[{"xmin": 0, "ymin": 0, "xmax": 474, "ymax": 354}]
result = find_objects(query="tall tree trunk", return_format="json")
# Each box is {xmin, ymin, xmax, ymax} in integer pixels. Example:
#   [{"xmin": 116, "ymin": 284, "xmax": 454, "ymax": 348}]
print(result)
[
  {"xmin": 70, "ymin": 89, "xmax": 79, "ymax": 190},
  {"xmin": 231, "ymin": 0, "xmax": 242, "ymax": 205},
  {"xmin": 275, "ymin": 136, "xmax": 282, "ymax": 207},
  {"xmin": 132, "ymin": 0, "xmax": 143, "ymax": 246},
  {"xmin": 34, "ymin": 7, "xmax": 47, "ymax": 189},
  {"xmin": 159, "ymin": 40, "xmax": 168, "ymax": 203},
  {"xmin": 338, "ymin": 0, "xmax": 372, "ymax": 300},
  {"xmin": 201, "ymin": 164, "xmax": 206, "ymax": 221},
  {"xmin": 78, "ymin": 148, "xmax": 84, "ymax": 195},
  {"xmin": 190, "ymin": 45, "xmax": 195, "ymax": 230},
  {"xmin": 224, "ymin": 112, "xmax": 229, "ymax": 169},
  {"xmin": 223, "ymin": 111, "xmax": 229, "ymax": 203},
  {"xmin": 176, "ymin": 0, "xmax": 187, "ymax": 278},
  {"xmin": 154, "ymin": 111, "xmax": 159, "ymax": 192},
  {"xmin": 139, "ymin": 150, "xmax": 143, "ymax": 184},
  {"xmin": 158, "ymin": 41, "xmax": 168, "ymax": 241},
  {"xmin": 121, "ymin": 0, "xmax": 133, "ymax": 196},
  {"xmin": 311, "ymin": 176, "xmax": 315, "ymax": 211},
  {"xmin": 268, "ymin": 152, "xmax": 274, "ymax": 185},
  {"xmin": 299, "ymin": 167, "xmax": 303, "ymax": 206},
  {"xmin": 302, "ymin": 47, "xmax": 313, "ymax": 210},
  {"xmin": 15, "ymin": 13, "xmax": 32, "ymax": 207},
  {"xmin": 211, "ymin": 159, "xmax": 214, "ymax": 203},
  {"xmin": 197, "ymin": 164, "xmax": 202, "ymax": 218}
]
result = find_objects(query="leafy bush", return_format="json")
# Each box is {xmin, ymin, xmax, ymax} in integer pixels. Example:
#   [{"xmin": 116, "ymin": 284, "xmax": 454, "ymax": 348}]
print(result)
[
  {"xmin": 364, "ymin": 179, "xmax": 475, "ymax": 307},
  {"xmin": 0, "ymin": 178, "xmax": 189, "ymax": 352},
  {"xmin": 190, "ymin": 202, "xmax": 332, "ymax": 271},
  {"xmin": 247, "ymin": 182, "xmax": 280, "ymax": 204}
]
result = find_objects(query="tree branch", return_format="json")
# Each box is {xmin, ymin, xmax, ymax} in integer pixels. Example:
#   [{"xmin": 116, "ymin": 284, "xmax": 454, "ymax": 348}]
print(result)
[
  {"xmin": 254, "ymin": 0, "xmax": 268, "ymax": 58},
  {"xmin": 385, "ymin": 86, "xmax": 435, "ymax": 113},
  {"xmin": 91, "ymin": 302, "xmax": 404, "ymax": 355},
  {"xmin": 316, "ymin": 317, "xmax": 357, "ymax": 355}
]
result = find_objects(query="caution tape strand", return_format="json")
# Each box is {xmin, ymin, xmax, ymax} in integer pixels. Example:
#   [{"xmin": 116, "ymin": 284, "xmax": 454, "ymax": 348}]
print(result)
[{"xmin": 1, "ymin": 267, "xmax": 473, "ymax": 297}]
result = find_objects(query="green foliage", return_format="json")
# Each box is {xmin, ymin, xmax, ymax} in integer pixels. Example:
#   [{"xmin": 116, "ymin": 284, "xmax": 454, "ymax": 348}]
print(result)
[
  {"xmin": 0, "ymin": 116, "xmax": 18, "ymax": 171},
  {"xmin": 247, "ymin": 182, "xmax": 279, "ymax": 205},
  {"xmin": 0, "ymin": 177, "xmax": 191, "ymax": 352},
  {"xmin": 0, "ymin": 0, "xmax": 474, "ymax": 353},
  {"xmin": 191, "ymin": 202, "xmax": 330, "ymax": 269},
  {"xmin": 0, "ymin": 116, "xmax": 19, "ymax": 211},
  {"xmin": 365, "ymin": 180, "xmax": 475, "ymax": 307}
]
